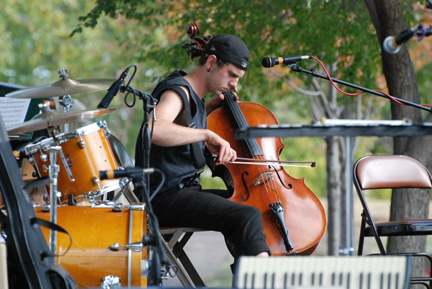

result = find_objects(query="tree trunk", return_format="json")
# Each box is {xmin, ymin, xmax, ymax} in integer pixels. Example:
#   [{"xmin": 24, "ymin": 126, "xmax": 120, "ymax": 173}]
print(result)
[{"xmin": 365, "ymin": 0, "xmax": 432, "ymax": 284}]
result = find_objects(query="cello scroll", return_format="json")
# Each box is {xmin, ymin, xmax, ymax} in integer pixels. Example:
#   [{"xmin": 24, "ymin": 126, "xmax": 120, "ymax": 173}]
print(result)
[{"xmin": 182, "ymin": 22, "xmax": 212, "ymax": 60}]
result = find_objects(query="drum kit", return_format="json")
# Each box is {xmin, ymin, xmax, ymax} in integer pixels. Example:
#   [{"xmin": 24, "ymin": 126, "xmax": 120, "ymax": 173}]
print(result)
[{"xmin": 4, "ymin": 70, "xmax": 148, "ymax": 288}]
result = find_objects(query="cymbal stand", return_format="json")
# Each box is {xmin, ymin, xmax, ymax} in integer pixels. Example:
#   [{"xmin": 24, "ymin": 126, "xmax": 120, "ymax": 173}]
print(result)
[
  {"xmin": 48, "ymin": 146, "xmax": 62, "ymax": 255},
  {"xmin": 57, "ymin": 69, "xmax": 75, "ymax": 133}
]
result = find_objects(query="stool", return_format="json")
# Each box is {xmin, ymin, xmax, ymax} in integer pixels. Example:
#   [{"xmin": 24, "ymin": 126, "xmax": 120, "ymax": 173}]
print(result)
[{"xmin": 160, "ymin": 227, "xmax": 207, "ymax": 287}]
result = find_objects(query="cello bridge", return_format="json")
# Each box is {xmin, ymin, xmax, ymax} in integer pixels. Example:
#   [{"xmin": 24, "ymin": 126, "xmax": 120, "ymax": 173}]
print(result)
[{"xmin": 254, "ymin": 172, "xmax": 273, "ymax": 186}]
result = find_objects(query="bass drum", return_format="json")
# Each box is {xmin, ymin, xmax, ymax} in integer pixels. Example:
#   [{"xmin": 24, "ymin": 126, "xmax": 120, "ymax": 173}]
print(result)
[{"xmin": 35, "ymin": 205, "xmax": 147, "ymax": 288}]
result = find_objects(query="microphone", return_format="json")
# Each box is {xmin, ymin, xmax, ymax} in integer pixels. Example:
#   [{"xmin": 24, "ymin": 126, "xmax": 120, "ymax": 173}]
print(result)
[
  {"xmin": 383, "ymin": 26, "xmax": 420, "ymax": 54},
  {"xmin": 100, "ymin": 167, "xmax": 155, "ymax": 180},
  {"xmin": 97, "ymin": 67, "xmax": 130, "ymax": 109},
  {"xmin": 262, "ymin": 55, "xmax": 312, "ymax": 68}
]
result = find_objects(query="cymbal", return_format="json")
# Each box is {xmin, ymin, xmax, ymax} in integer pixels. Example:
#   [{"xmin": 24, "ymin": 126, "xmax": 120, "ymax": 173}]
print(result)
[
  {"xmin": 32, "ymin": 110, "xmax": 60, "ymax": 119},
  {"xmin": 7, "ymin": 109, "xmax": 115, "ymax": 135},
  {"xmin": 5, "ymin": 78, "xmax": 116, "ymax": 99}
]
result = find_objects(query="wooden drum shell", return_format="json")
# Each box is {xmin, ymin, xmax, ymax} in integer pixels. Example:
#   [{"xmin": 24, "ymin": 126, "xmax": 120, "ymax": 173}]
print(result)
[{"xmin": 35, "ymin": 205, "xmax": 147, "ymax": 288}]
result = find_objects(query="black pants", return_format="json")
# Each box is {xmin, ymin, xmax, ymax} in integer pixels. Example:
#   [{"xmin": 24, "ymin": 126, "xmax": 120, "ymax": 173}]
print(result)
[{"xmin": 152, "ymin": 185, "xmax": 271, "ymax": 256}]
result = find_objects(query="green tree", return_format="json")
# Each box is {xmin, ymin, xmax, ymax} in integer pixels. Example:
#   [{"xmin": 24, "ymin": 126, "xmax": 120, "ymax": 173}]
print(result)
[
  {"xmin": 365, "ymin": 0, "xmax": 432, "ymax": 281},
  {"xmin": 0, "ymin": 0, "xmax": 156, "ymax": 154}
]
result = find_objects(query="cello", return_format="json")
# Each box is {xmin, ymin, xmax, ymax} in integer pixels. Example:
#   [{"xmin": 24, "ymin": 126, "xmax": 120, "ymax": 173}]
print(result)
[
  {"xmin": 184, "ymin": 23, "xmax": 327, "ymax": 256},
  {"xmin": 207, "ymin": 91, "xmax": 326, "ymax": 256}
]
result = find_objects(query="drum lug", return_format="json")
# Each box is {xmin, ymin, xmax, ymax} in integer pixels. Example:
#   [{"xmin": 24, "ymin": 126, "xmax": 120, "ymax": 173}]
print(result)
[
  {"xmin": 77, "ymin": 135, "xmax": 85, "ymax": 149},
  {"xmin": 112, "ymin": 204, "xmax": 124, "ymax": 212},
  {"xmin": 92, "ymin": 177, "xmax": 100, "ymax": 186},
  {"xmin": 102, "ymin": 121, "xmax": 111, "ymax": 138},
  {"xmin": 40, "ymin": 152, "xmax": 48, "ymax": 162},
  {"xmin": 119, "ymin": 176, "xmax": 129, "ymax": 187},
  {"xmin": 109, "ymin": 241, "xmax": 143, "ymax": 252},
  {"xmin": 101, "ymin": 275, "xmax": 121, "ymax": 289}
]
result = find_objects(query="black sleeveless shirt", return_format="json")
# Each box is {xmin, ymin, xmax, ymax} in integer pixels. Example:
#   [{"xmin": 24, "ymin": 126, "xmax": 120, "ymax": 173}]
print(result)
[{"xmin": 135, "ymin": 70, "xmax": 207, "ymax": 193}]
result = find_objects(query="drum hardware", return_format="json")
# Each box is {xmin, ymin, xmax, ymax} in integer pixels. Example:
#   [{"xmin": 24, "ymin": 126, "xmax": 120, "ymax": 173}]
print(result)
[
  {"xmin": 48, "ymin": 146, "xmax": 62, "ymax": 255},
  {"xmin": 91, "ymin": 200, "xmax": 116, "ymax": 208},
  {"xmin": 74, "ymin": 179, "xmax": 126, "ymax": 203},
  {"xmin": 34, "ymin": 102, "xmax": 59, "ymax": 119},
  {"xmin": 42, "ymin": 204, "xmax": 50, "ymax": 212},
  {"xmin": 101, "ymin": 275, "xmax": 121, "ymax": 289},
  {"xmin": 111, "ymin": 177, "xmax": 140, "ymax": 204},
  {"xmin": 161, "ymin": 264, "xmax": 179, "ymax": 280},
  {"xmin": 92, "ymin": 177, "xmax": 100, "ymax": 186},
  {"xmin": 77, "ymin": 135, "xmax": 85, "ymax": 149},
  {"xmin": 129, "ymin": 203, "xmax": 146, "ymax": 211},
  {"xmin": 27, "ymin": 139, "xmax": 75, "ymax": 185},
  {"xmin": 66, "ymin": 194, "xmax": 77, "ymax": 206},
  {"xmin": 56, "ymin": 69, "xmax": 74, "ymax": 132},
  {"xmin": 59, "ymin": 95, "xmax": 74, "ymax": 112},
  {"xmin": 113, "ymin": 203, "xmax": 123, "ymax": 212},
  {"xmin": 126, "ymin": 203, "xmax": 146, "ymax": 288},
  {"xmin": 109, "ymin": 242, "xmax": 143, "ymax": 252}
]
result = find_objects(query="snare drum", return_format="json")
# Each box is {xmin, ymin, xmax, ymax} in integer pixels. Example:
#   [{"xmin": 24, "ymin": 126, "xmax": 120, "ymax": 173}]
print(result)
[
  {"xmin": 26, "ymin": 121, "xmax": 121, "ymax": 202},
  {"xmin": 35, "ymin": 204, "xmax": 148, "ymax": 288}
]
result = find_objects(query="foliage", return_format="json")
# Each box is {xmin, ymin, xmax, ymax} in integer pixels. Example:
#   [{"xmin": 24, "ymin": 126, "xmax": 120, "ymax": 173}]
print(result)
[
  {"xmin": 0, "ymin": 0, "xmax": 157, "ymax": 154},
  {"xmin": 72, "ymin": 0, "xmax": 382, "ymax": 102}
]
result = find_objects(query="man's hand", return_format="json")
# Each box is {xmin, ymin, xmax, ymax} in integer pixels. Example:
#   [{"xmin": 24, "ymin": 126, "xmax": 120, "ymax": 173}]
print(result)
[{"xmin": 206, "ymin": 131, "xmax": 237, "ymax": 163}]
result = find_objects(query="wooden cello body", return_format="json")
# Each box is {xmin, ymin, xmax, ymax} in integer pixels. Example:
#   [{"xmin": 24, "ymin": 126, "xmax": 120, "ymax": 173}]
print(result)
[{"xmin": 207, "ymin": 92, "xmax": 327, "ymax": 256}]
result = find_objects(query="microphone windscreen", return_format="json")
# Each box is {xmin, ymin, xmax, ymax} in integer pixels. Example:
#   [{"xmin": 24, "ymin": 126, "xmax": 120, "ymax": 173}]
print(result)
[
  {"xmin": 383, "ymin": 36, "xmax": 400, "ymax": 54},
  {"xmin": 100, "ymin": 171, "xmax": 108, "ymax": 180},
  {"xmin": 261, "ymin": 57, "xmax": 273, "ymax": 68}
]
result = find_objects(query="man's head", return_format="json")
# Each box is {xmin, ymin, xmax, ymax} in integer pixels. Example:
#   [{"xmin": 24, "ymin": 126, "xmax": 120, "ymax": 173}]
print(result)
[{"xmin": 198, "ymin": 34, "xmax": 250, "ymax": 71}]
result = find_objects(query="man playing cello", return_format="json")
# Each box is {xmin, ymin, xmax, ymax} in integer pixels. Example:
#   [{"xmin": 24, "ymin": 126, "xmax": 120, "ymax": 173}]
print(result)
[{"xmin": 135, "ymin": 33, "xmax": 271, "ymax": 269}]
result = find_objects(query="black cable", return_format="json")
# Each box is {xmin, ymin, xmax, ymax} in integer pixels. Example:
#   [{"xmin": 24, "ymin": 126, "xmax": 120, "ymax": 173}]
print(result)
[
  {"xmin": 149, "ymin": 168, "xmax": 165, "ymax": 202},
  {"xmin": 123, "ymin": 65, "xmax": 138, "ymax": 108}
]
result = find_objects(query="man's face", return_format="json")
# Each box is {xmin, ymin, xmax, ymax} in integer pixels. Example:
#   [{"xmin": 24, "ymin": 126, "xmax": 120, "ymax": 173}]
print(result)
[{"xmin": 207, "ymin": 62, "xmax": 245, "ymax": 96}]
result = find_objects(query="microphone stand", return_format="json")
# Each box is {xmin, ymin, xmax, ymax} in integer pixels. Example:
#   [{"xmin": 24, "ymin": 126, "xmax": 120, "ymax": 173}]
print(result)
[
  {"xmin": 285, "ymin": 62, "xmax": 432, "ymax": 255},
  {"xmin": 120, "ymin": 84, "xmax": 167, "ymax": 285},
  {"xmin": 287, "ymin": 63, "xmax": 432, "ymax": 113}
]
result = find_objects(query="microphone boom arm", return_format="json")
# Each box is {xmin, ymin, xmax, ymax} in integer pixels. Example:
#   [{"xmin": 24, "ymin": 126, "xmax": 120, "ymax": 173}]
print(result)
[{"xmin": 288, "ymin": 63, "xmax": 432, "ymax": 113}]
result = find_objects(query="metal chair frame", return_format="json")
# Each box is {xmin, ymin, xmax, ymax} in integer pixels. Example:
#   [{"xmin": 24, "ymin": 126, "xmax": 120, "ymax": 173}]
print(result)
[{"xmin": 354, "ymin": 155, "xmax": 432, "ymax": 289}]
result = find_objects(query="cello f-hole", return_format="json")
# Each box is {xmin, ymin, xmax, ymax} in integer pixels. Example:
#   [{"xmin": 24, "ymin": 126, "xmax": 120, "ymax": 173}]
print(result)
[
  {"xmin": 240, "ymin": 171, "xmax": 250, "ymax": 201},
  {"xmin": 272, "ymin": 165, "xmax": 293, "ymax": 190}
]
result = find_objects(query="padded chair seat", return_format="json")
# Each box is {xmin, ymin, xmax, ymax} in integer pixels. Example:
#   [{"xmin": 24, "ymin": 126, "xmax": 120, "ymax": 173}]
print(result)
[{"xmin": 364, "ymin": 219, "xmax": 432, "ymax": 236}]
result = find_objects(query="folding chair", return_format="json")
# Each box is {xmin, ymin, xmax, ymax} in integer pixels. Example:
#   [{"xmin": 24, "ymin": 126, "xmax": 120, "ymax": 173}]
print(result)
[
  {"xmin": 159, "ymin": 227, "xmax": 207, "ymax": 287},
  {"xmin": 233, "ymin": 255, "xmax": 412, "ymax": 289},
  {"xmin": 353, "ymin": 155, "xmax": 432, "ymax": 288}
]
